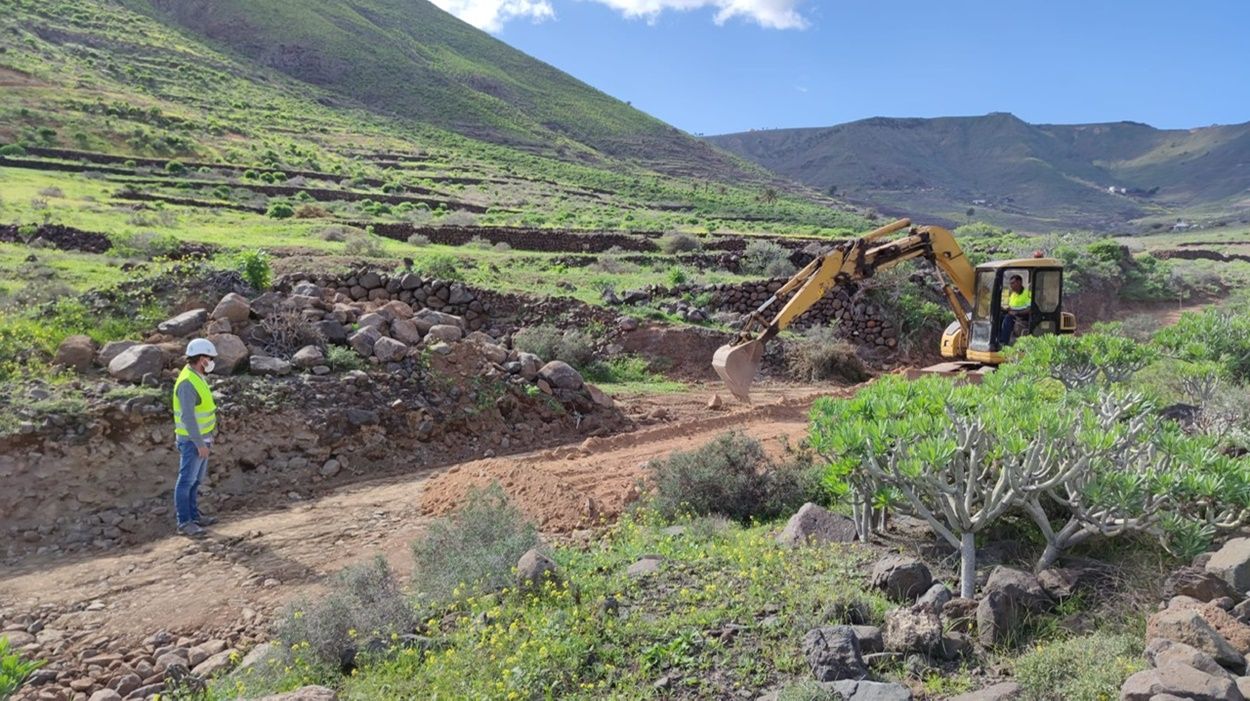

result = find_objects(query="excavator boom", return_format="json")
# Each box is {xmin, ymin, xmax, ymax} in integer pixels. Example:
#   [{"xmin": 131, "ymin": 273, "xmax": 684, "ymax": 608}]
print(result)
[{"xmin": 712, "ymin": 218, "xmax": 976, "ymax": 402}]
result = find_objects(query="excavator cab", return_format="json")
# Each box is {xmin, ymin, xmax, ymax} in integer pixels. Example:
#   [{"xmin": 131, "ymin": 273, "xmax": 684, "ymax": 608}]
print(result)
[{"xmin": 943, "ymin": 259, "xmax": 1076, "ymax": 365}]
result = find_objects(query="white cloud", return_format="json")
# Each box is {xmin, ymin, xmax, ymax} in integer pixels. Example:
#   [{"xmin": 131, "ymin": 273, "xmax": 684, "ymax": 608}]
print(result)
[
  {"xmin": 431, "ymin": 0, "xmax": 556, "ymax": 33},
  {"xmin": 432, "ymin": 0, "xmax": 808, "ymax": 32}
]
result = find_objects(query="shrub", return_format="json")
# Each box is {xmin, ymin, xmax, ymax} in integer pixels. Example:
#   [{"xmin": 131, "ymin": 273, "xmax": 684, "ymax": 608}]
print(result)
[
  {"xmin": 410, "ymin": 483, "xmax": 539, "ymax": 602},
  {"xmin": 275, "ymin": 557, "xmax": 413, "ymax": 669},
  {"xmin": 647, "ymin": 432, "xmax": 823, "ymax": 523},
  {"xmin": 786, "ymin": 326, "xmax": 869, "ymax": 383},
  {"xmin": 344, "ymin": 235, "xmax": 386, "ymax": 258},
  {"xmin": 164, "ymin": 160, "xmax": 186, "ymax": 175},
  {"xmin": 0, "ymin": 636, "xmax": 43, "ymax": 698},
  {"xmin": 37, "ymin": 186, "xmax": 63, "ymax": 198},
  {"xmin": 466, "ymin": 235, "xmax": 492, "ymax": 249},
  {"xmin": 320, "ymin": 225, "xmax": 361, "ymax": 242},
  {"xmin": 658, "ymin": 232, "xmax": 701, "ymax": 254},
  {"xmin": 777, "ymin": 681, "xmax": 839, "ymax": 701},
  {"xmin": 439, "ymin": 210, "xmax": 478, "ymax": 227},
  {"xmin": 294, "ymin": 204, "xmax": 331, "ymax": 219},
  {"xmin": 1014, "ymin": 632, "xmax": 1144, "ymax": 701},
  {"xmin": 406, "ymin": 233, "xmax": 431, "ymax": 246},
  {"xmin": 237, "ymin": 249, "xmax": 272, "ymax": 291},
  {"xmin": 325, "ymin": 345, "xmax": 365, "ymax": 372},
  {"xmin": 513, "ymin": 325, "xmax": 594, "ymax": 368},
  {"xmin": 108, "ymin": 231, "xmax": 180, "ymax": 259},
  {"xmin": 0, "ymin": 144, "xmax": 26, "ymax": 156},
  {"xmin": 414, "ymin": 253, "xmax": 462, "ymax": 281},
  {"xmin": 741, "ymin": 239, "xmax": 795, "ymax": 277},
  {"xmin": 1154, "ymin": 305, "xmax": 1250, "ymax": 383},
  {"xmin": 666, "ymin": 266, "xmax": 688, "ymax": 286},
  {"xmin": 266, "ymin": 202, "xmax": 295, "ymax": 219},
  {"xmin": 260, "ymin": 304, "xmax": 325, "ymax": 357}
]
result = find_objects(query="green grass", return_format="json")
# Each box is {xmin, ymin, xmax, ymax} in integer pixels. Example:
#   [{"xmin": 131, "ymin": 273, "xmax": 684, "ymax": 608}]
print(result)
[
  {"xmin": 210, "ymin": 512, "xmax": 892, "ymax": 700},
  {"xmin": 583, "ymin": 356, "xmax": 687, "ymax": 395}
]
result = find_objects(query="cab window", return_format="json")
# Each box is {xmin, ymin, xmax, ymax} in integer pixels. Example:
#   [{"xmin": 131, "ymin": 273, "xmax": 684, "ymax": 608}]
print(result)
[
  {"xmin": 1035, "ymin": 269, "xmax": 1061, "ymax": 313},
  {"xmin": 973, "ymin": 270, "xmax": 996, "ymax": 319}
]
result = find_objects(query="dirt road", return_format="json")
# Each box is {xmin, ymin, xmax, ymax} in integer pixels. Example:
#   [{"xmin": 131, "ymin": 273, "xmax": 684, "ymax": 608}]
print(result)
[{"xmin": 0, "ymin": 382, "xmax": 839, "ymax": 653}]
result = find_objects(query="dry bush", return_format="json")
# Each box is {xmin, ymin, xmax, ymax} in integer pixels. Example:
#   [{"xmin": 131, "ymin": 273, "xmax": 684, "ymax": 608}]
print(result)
[
  {"xmin": 407, "ymin": 233, "xmax": 432, "ymax": 246},
  {"xmin": 440, "ymin": 211, "xmax": 479, "ymax": 227},
  {"xmin": 590, "ymin": 257, "xmax": 640, "ymax": 275},
  {"xmin": 259, "ymin": 304, "xmax": 325, "ymax": 357},
  {"xmin": 658, "ymin": 232, "xmax": 701, "ymax": 254},
  {"xmin": 294, "ymin": 204, "xmax": 332, "ymax": 219},
  {"xmin": 344, "ymin": 235, "xmax": 386, "ymax": 257},
  {"xmin": 786, "ymin": 326, "xmax": 869, "ymax": 383},
  {"xmin": 741, "ymin": 239, "xmax": 795, "ymax": 277},
  {"xmin": 513, "ymin": 325, "xmax": 594, "ymax": 368},
  {"xmin": 410, "ymin": 483, "xmax": 539, "ymax": 602}
]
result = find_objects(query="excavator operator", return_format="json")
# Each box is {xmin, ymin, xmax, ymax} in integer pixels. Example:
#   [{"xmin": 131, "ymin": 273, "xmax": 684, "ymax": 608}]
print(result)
[{"xmin": 999, "ymin": 274, "xmax": 1031, "ymax": 346}]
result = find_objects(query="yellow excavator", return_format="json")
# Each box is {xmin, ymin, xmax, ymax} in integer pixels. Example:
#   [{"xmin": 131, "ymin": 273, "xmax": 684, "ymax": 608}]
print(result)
[{"xmin": 712, "ymin": 218, "xmax": 1077, "ymax": 401}]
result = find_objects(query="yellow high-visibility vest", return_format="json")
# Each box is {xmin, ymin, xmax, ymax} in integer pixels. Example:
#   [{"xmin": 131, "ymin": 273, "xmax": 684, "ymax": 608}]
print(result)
[
  {"xmin": 172, "ymin": 366, "xmax": 216, "ymax": 437},
  {"xmin": 1008, "ymin": 289, "xmax": 1032, "ymax": 310}
]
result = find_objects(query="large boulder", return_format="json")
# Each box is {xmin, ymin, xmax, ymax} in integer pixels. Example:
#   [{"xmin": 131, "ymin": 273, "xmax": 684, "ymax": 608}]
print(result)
[
  {"xmin": 208, "ymin": 333, "xmax": 248, "ymax": 374},
  {"xmin": 776, "ymin": 503, "xmax": 857, "ymax": 547},
  {"xmin": 348, "ymin": 326, "xmax": 382, "ymax": 357},
  {"xmin": 250, "ymin": 355, "xmax": 292, "ymax": 376},
  {"xmin": 292, "ymin": 345, "xmax": 325, "ymax": 370},
  {"xmin": 947, "ymin": 682, "xmax": 1022, "ymax": 701},
  {"xmin": 802, "ymin": 626, "xmax": 867, "ymax": 682},
  {"xmin": 157, "ymin": 308, "xmax": 208, "ymax": 336},
  {"xmin": 517, "ymin": 352, "xmax": 542, "ymax": 381},
  {"xmin": 1146, "ymin": 608, "xmax": 1245, "ymax": 670},
  {"xmin": 984, "ymin": 566, "xmax": 1053, "ymax": 613},
  {"xmin": 1167, "ymin": 566, "xmax": 1240, "ymax": 603},
  {"xmin": 107, "ymin": 344, "xmax": 164, "ymax": 382},
  {"xmin": 426, "ymin": 324, "xmax": 463, "ymax": 343},
  {"xmin": 883, "ymin": 607, "xmax": 941, "ymax": 654},
  {"xmin": 915, "ymin": 583, "xmax": 952, "ymax": 615},
  {"xmin": 516, "ymin": 549, "xmax": 559, "ymax": 589},
  {"xmin": 54, "ymin": 334, "xmax": 96, "ymax": 373},
  {"xmin": 1208, "ymin": 538, "xmax": 1250, "ymax": 595},
  {"xmin": 976, "ymin": 591, "xmax": 1017, "ymax": 648},
  {"xmin": 538, "ymin": 361, "xmax": 583, "ymax": 391},
  {"xmin": 314, "ymin": 319, "xmax": 348, "ymax": 343},
  {"xmin": 871, "ymin": 555, "xmax": 932, "ymax": 602},
  {"xmin": 414, "ymin": 309, "xmax": 464, "ymax": 331},
  {"xmin": 1147, "ymin": 638, "xmax": 1235, "ymax": 680},
  {"xmin": 819, "ymin": 680, "xmax": 912, "ymax": 701},
  {"xmin": 211, "ymin": 293, "xmax": 251, "ymax": 323},
  {"xmin": 373, "ymin": 337, "xmax": 408, "ymax": 363},
  {"xmin": 97, "ymin": 340, "xmax": 137, "ymax": 367},
  {"xmin": 1120, "ymin": 663, "xmax": 1242, "ymax": 701},
  {"xmin": 390, "ymin": 318, "xmax": 423, "ymax": 345}
]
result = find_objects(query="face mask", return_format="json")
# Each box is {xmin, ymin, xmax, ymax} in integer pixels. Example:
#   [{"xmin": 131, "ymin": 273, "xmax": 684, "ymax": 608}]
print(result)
[{"xmin": 203, "ymin": 360, "xmax": 216, "ymax": 374}]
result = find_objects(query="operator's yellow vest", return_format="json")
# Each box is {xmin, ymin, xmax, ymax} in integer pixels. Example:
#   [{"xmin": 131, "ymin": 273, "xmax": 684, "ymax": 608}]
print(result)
[
  {"xmin": 1008, "ymin": 289, "xmax": 1032, "ymax": 310},
  {"xmin": 172, "ymin": 366, "xmax": 216, "ymax": 437}
]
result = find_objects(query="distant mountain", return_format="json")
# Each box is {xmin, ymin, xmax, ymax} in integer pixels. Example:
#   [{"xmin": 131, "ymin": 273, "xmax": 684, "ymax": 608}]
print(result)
[{"xmin": 708, "ymin": 113, "xmax": 1250, "ymax": 232}]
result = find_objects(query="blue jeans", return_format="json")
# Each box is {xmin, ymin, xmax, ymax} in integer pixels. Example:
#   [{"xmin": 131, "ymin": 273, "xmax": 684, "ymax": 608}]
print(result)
[{"xmin": 175, "ymin": 438, "xmax": 209, "ymax": 526}]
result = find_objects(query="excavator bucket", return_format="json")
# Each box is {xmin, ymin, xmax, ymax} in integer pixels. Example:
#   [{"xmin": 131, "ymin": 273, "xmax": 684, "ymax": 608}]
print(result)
[{"xmin": 712, "ymin": 339, "xmax": 765, "ymax": 403}]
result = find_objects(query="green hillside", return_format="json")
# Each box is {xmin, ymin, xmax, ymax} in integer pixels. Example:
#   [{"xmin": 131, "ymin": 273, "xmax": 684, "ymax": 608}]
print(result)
[{"xmin": 709, "ymin": 113, "xmax": 1250, "ymax": 232}]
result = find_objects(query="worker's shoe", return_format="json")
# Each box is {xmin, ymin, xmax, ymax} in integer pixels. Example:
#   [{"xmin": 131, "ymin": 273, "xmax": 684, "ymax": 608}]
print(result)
[
  {"xmin": 177, "ymin": 522, "xmax": 207, "ymax": 539},
  {"xmin": 195, "ymin": 515, "xmax": 218, "ymax": 526}
]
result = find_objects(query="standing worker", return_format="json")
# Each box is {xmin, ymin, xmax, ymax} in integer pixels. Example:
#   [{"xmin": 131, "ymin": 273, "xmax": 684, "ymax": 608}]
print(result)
[{"xmin": 173, "ymin": 338, "xmax": 219, "ymax": 538}]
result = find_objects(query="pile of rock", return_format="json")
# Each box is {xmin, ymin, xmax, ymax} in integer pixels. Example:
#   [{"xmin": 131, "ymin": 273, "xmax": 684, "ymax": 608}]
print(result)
[
  {"xmin": 278, "ymin": 268, "xmax": 489, "ymax": 330},
  {"xmin": 1119, "ymin": 538, "xmax": 1250, "ymax": 700}
]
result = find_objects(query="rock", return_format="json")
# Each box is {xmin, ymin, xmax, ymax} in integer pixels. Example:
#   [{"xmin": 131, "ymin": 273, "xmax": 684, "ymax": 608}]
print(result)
[
  {"xmin": 882, "ymin": 607, "xmax": 941, "ymax": 654},
  {"xmin": 627, "ymin": 556, "xmax": 663, "ymax": 578},
  {"xmin": 1166, "ymin": 566, "xmax": 1241, "ymax": 603},
  {"xmin": 426, "ymin": 324, "xmax": 463, "ymax": 343},
  {"xmin": 314, "ymin": 319, "xmax": 348, "ymax": 343},
  {"xmin": 158, "ymin": 308, "xmax": 209, "ymax": 336},
  {"xmin": 107, "ymin": 344, "xmax": 164, "ymax": 382},
  {"xmin": 1199, "ymin": 603, "xmax": 1250, "ymax": 656},
  {"xmin": 818, "ymin": 680, "xmax": 912, "ymax": 700},
  {"xmin": 97, "ymin": 340, "xmax": 137, "ymax": 366},
  {"xmin": 54, "ymin": 335, "xmax": 96, "ymax": 372},
  {"xmin": 111, "ymin": 672, "xmax": 141, "ymax": 696},
  {"xmin": 517, "ymin": 352, "xmax": 542, "ymax": 381},
  {"xmin": 348, "ymin": 326, "xmax": 382, "ymax": 357},
  {"xmin": 1146, "ymin": 608, "xmax": 1245, "ymax": 670},
  {"xmin": 250, "ymin": 355, "xmax": 292, "ymax": 376},
  {"xmin": 947, "ymin": 682, "xmax": 1022, "ymax": 701},
  {"xmin": 1037, "ymin": 566, "xmax": 1097, "ymax": 600},
  {"xmin": 516, "ymin": 549, "xmax": 558, "ymax": 588},
  {"xmin": 851, "ymin": 625, "xmax": 884, "ymax": 654},
  {"xmin": 251, "ymin": 291, "xmax": 282, "ymax": 318},
  {"xmin": 1239, "ymin": 678, "xmax": 1250, "ymax": 699},
  {"xmin": 2, "ymin": 630, "xmax": 35, "ymax": 647},
  {"xmin": 871, "ymin": 555, "xmax": 932, "ymax": 602},
  {"xmin": 256, "ymin": 685, "xmax": 339, "ymax": 701},
  {"xmin": 345, "ymin": 408, "xmax": 379, "ymax": 426},
  {"xmin": 616, "ymin": 316, "xmax": 639, "ymax": 332},
  {"xmin": 538, "ymin": 361, "xmax": 583, "ymax": 390},
  {"xmin": 320, "ymin": 459, "xmax": 341, "ymax": 478},
  {"xmin": 373, "ymin": 337, "xmax": 408, "ymax": 363},
  {"xmin": 938, "ymin": 631, "xmax": 975, "ymax": 660},
  {"xmin": 208, "ymin": 333, "xmax": 248, "ymax": 374},
  {"xmin": 357, "ymin": 312, "xmax": 387, "ymax": 330},
  {"xmin": 585, "ymin": 384, "xmax": 615, "ymax": 409},
  {"xmin": 802, "ymin": 626, "xmax": 867, "ymax": 681},
  {"xmin": 192, "ymin": 648, "xmax": 236, "ymax": 677},
  {"xmin": 1209, "ymin": 539, "xmax": 1250, "ymax": 595},
  {"xmin": 292, "ymin": 345, "xmax": 325, "ymax": 369},
  {"xmin": 211, "ymin": 293, "xmax": 251, "ymax": 323},
  {"xmin": 984, "ymin": 566, "xmax": 1053, "ymax": 613},
  {"xmin": 1147, "ymin": 638, "xmax": 1234, "ymax": 680},
  {"xmin": 88, "ymin": 691, "xmax": 123, "ymax": 701},
  {"xmin": 976, "ymin": 591, "xmax": 1016, "ymax": 647},
  {"xmin": 707, "ymin": 393, "xmax": 724, "ymax": 410},
  {"xmin": 414, "ymin": 309, "xmax": 464, "ymax": 330},
  {"xmin": 1120, "ymin": 663, "xmax": 1243, "ymax": 701},
  {"xmin": 915, "ymin": 583, "xmax": 952, "ymax": 615},
  {"xmin": 380, "ymin": 300, "xmax": 414, "ymax": 320},
  {"xmin": 477, "ymin": 341, "xmax": 509, "ymax": 365},
  {"xmin": 236, "ymin": 642, "xmax": 277, "ymax": 673},
  {"xmin": 390, "ymin": 318, "xmax": 423, "ymax": 345},
  {"xmin": 776, "ymin": 503, "xmax": 857, "ymax": 547}
]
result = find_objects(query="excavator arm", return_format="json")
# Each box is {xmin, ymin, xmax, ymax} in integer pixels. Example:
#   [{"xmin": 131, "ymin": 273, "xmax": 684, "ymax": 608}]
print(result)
[{"xmin": 713, "ymin": 218, "xmax": 976, "ymax": 401}]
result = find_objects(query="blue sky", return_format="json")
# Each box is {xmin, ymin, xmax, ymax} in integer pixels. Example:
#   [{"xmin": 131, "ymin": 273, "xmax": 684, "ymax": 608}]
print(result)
[{"xmin": 432, "ymin": 0, "xmax": 1250, "ymax": 135}]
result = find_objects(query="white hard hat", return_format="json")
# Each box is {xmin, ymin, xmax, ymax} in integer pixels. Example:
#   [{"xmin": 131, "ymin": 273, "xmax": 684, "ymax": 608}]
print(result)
[{"xmin": 186, "ymin": 338, "xmax": 218, "ymax": 358}]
